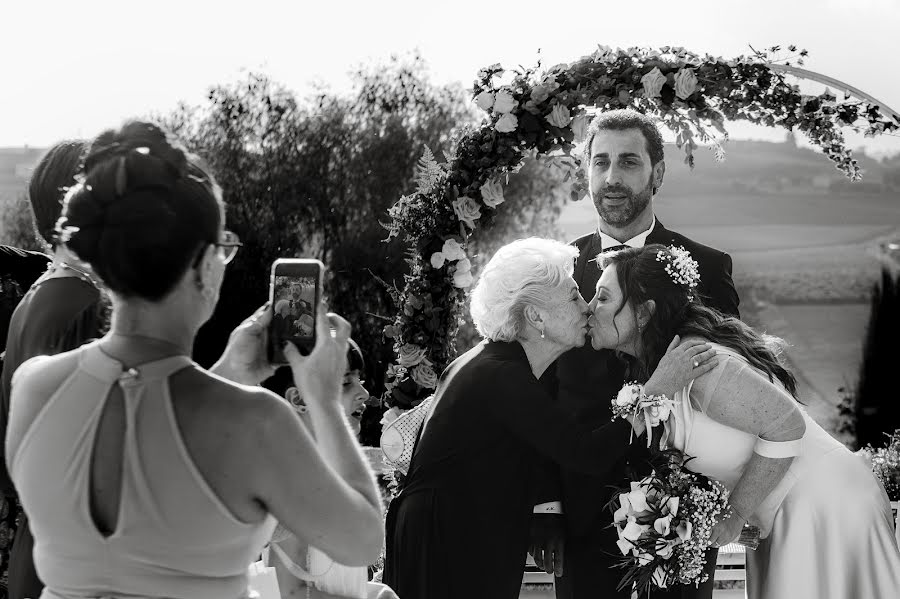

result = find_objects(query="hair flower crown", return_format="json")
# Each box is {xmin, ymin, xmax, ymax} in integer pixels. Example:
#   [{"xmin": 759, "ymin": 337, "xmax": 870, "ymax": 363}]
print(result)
[{"xmin": 656, "ymin": 245, "xmax": 700, "ymax": 295}]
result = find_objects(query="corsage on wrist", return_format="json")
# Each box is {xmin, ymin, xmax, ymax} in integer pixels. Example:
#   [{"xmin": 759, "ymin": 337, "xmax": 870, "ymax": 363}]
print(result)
[{"xmin": 610, "ymin": 381, "xmax": 675, "ymax": 448}]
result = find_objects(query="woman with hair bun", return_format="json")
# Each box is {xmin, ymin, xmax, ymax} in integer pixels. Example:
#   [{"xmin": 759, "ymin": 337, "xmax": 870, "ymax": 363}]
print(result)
[{"xmin": 5, "ymin": 121, "xmax": 383, "ymax": 599}]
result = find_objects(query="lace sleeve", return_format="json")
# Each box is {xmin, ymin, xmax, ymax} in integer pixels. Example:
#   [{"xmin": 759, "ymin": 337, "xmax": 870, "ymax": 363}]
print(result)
[{"xmin": 690, "ymin": 355, "xmax": 805, "ymax": 442}]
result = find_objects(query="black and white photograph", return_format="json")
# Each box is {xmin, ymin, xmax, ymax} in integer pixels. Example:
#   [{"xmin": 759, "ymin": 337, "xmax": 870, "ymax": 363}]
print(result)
[{"xmin": 1, "ymin": 1, "xmax": 899, "ymax": 598}]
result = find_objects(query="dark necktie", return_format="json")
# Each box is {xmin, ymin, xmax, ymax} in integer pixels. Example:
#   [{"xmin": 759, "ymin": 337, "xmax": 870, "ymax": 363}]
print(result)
[{"xmin": 602, "ymin": 244, "xmax": 629, "ymax": 253}]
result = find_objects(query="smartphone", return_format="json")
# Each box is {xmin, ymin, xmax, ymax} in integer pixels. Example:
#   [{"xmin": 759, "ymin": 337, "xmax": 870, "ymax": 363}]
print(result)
[{"xmin": 268, "ymin": 258, "xmax": 325, "ymax": 364}]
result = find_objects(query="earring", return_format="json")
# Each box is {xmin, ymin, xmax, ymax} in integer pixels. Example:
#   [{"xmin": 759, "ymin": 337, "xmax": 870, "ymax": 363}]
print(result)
[{"xmin": 540, "ymin": 328, "xmax": 545, "ymax": 339}]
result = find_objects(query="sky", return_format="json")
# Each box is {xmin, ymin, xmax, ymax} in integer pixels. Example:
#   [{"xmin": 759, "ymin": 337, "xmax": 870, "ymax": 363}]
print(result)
[{"xmin": 3, "ymin": 0, "xmax": 899, "ymax": 156}]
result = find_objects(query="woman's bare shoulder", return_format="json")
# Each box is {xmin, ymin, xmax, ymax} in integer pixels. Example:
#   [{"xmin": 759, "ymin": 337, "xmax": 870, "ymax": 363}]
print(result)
[{"xmin": 169, "ymin": 367, "xmax": 292, "ymax": 434}]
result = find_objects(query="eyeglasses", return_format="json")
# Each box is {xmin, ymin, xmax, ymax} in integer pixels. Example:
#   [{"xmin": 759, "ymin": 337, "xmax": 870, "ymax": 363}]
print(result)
[{"xmin": 216, "ymin": 230, "xmax": 243, "ymax": 264}]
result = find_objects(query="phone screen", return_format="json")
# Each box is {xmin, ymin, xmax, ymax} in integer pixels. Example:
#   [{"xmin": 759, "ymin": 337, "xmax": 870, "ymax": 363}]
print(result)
[{"xmin": 269, "ymin": 262, "xmax": 321, "ymax": 363}]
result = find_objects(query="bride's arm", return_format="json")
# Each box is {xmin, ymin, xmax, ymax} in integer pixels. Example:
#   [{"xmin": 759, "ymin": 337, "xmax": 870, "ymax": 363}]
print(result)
[{"xmin": 696, "ymin": 358, "xmax": 806, "ymax": 545}]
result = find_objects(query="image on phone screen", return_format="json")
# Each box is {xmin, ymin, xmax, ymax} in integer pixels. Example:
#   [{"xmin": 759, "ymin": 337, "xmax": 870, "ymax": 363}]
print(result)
[{"xmin": 270, "ymin": 274, "xmax": 317, "ymax": 362}]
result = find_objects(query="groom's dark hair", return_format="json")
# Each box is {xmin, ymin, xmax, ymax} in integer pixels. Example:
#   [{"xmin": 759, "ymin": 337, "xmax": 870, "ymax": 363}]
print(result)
[{"xmin": 582, "ymin": 110, "xmax": 665, "ymax": 167}]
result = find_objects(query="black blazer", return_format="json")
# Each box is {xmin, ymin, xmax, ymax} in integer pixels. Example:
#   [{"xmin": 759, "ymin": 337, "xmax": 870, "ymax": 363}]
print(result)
[
  {"xmin": 552, "ymin": 219, "xmax": 739, "ymax": 535},
  {"xmin": 383, "ymin": 340, "xmax": 641, "ymax": 599}
]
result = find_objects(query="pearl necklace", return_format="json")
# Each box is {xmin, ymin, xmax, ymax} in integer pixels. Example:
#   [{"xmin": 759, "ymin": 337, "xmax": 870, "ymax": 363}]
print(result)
[{"xmin": 45, "ymin": 261, "xmax": 100, "ymax": 289}]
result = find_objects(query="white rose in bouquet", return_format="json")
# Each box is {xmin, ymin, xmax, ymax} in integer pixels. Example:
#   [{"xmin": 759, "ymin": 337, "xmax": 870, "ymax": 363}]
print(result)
[{"xmin": 615, "ymin": 383, "xmax": 639, "ymax": 407}]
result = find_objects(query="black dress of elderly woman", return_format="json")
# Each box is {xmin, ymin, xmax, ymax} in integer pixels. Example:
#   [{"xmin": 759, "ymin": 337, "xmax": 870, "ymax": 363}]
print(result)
[{"xmin": 382, "ymin": 338, "xmax": 641, "ymax": 599}]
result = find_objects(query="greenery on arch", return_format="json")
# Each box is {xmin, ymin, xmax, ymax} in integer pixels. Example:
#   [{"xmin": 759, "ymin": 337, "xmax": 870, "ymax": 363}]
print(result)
[{"xmin": 380, "ymin": 44, "xmax": 899, "ymax": 411}]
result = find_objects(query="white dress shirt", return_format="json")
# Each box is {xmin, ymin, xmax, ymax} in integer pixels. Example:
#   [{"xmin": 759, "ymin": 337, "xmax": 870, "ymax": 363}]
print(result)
[{"xmin": 597, "ymin": 215, "xmax": 657, "ymax": 250}]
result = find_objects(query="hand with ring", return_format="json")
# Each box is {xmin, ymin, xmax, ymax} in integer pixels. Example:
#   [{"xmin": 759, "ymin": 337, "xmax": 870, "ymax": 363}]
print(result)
[{"xmin": 644, "ymin": 335, "xmax": 719, "ymax": 398}]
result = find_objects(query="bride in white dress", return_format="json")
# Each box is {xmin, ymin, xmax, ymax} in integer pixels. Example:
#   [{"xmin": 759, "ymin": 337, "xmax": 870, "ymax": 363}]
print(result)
[{"xmin": 586, "ymin": 244, "xmax": 900, "ymax": 599}]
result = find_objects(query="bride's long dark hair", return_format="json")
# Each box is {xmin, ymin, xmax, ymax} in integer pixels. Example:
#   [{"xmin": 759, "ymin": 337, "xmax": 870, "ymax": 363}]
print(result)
[{"xmin": 601, "ymin": 244, "xmax": 798, "ymax": 399}]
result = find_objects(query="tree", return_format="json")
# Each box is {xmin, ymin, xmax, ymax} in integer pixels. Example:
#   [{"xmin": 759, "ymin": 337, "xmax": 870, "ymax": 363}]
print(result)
[
  {"xmin": 0, "ymin": 193, "xmax": 42, "ymax": 252},
  {"xmin": 160, "ymin": 55, "xmax": 475, "ymax": 444},
  {"xmin": 159, "ymin": 54, "xmax": 573, "ymax": 444}
]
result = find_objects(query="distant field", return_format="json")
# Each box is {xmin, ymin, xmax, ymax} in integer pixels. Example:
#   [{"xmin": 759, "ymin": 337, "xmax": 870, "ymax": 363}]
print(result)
[
  {"xmin": 558, "ymin": 190, "xmax": 899, "ymax": 239},
  {"xmin": 557, "ymin": 190, "xmax": 898, "ymax": 303}
]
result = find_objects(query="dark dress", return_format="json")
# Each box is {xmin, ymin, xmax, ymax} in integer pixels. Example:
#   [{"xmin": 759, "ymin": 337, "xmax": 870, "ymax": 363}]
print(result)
[
  {"xmin": 0, "ymin": 274, "xmax": 106, "ymax": 599},
  {"xmin": 551, "ymin": 220, "xmax": 740, "ymax": 599},
  {"xmin": 382, "ymin": 340, "xmax": 640, "ymax": 599},
  {"xmin": 0, "ymin": 246, "xmax": 50, "ymax": 358}
]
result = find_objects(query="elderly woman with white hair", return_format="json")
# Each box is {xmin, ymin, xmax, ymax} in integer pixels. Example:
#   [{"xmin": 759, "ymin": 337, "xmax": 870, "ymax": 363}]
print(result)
[{"xmin": 382, "ymin": 238, "xmax": 717, "ymax": 599}]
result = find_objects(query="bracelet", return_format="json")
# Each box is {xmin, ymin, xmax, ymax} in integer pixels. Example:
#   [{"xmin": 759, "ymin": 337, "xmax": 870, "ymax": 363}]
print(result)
[{"xmin": 640, "ymin": 392, "xmax": 670, "ymax": 410}]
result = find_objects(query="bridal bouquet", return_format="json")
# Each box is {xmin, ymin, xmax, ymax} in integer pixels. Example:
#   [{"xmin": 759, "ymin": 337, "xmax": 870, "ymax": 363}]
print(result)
[{"xmin": 609, "ymin": 449, "xmax": 730, "ymax": 593}]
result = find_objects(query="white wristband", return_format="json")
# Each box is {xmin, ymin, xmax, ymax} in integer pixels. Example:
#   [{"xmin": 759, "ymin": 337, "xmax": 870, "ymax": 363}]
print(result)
[{"xmin": 533, "ymin": 501, "xmax": 564, "ymax": 514}]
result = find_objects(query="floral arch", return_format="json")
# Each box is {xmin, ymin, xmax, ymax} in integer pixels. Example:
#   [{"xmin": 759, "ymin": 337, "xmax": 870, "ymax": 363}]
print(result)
[{"xmin": 380, "ymin": 45, "xmax": 899, "ymax": 411}]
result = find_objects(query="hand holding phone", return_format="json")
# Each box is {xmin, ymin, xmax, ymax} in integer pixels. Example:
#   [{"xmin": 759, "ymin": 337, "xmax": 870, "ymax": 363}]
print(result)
[
  {"xmin": 283, "ymin": 309, "xmax": 351, "ymax": 410},
  {"xmin": 212, "ymin": 303, "xmax": 277, "ymax": 385}
]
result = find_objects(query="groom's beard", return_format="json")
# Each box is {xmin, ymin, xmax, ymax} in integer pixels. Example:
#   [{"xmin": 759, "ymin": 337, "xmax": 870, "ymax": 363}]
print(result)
[{"xmin": 594, "ymin": 175, "xmax": 654, "ymax": 226}]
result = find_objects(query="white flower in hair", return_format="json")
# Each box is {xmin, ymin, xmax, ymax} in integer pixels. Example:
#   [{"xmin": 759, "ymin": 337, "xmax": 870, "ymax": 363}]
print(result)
[{"xmin": 656, "ymin": 246, "xmax": 700, "ymax": 293}]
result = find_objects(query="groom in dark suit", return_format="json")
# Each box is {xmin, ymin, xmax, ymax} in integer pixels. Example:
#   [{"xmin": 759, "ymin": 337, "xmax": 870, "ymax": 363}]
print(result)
[{"xmin": 528, "ymin": 110, "xmax": 740, "ymax": 599}]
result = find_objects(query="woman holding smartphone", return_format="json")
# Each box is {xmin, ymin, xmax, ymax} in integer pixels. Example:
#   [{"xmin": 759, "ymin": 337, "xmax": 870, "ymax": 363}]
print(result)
[{"xmin": 5, "ymin": 121, "xmax": 383, "ymax": 599}]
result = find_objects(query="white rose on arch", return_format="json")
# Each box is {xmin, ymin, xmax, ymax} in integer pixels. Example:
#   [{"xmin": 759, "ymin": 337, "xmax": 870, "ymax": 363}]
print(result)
[
  {"xmin": 453, "ymin": 269, "xmax": 474, "ymax": 288},
  {"xmin": 441, "ymin": 238, "xmax": 466, "ymax": 261},
  {"xmin": 429, "ymin": 251, "xmax": 446, "ymax": 269},
  {"xmin": 410, "ymin": 359, "xmax": 438, "ymax": 389},
  {"xmin": 571, "ymin": 112, "xmax": 589, "ymax": 143},
  {"xmin": 546, "ymin": 104, "xmax": 572, "ymax": 128},
  {"xmin": 674, "ymin": 67, "xmax": 698, "ymax": 99},
  {"xmin": 530, "ymin": 84, "xmax": 551, "ymax": 104},
  {"xmin": 641, "ymin": 67, "xmax": 667, "ymax": 99},
  {"xmin": 453, "ymin": 196, "xmax": 482, "ymax": 229},
  {"xmin": 397, "ymin": 343, "xmax": 427, "ymax": 368},
  {"xmin": 480, "ymin": 179, "xmax": 505, "ymax": 208},
  {"xmin": 474, "ymin": 90, "xmax": 495, "ymax": 111},
  {"xmin": 492, "ymin": 89, "xmax": 517, "ymax": 114},
  {"xmin": 455, "ymin": 257, "xmax": 472, "ymax": 273},
  {"xmin": 495, "ymin": 113, "xmax": 518, "ymax": 133}
]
